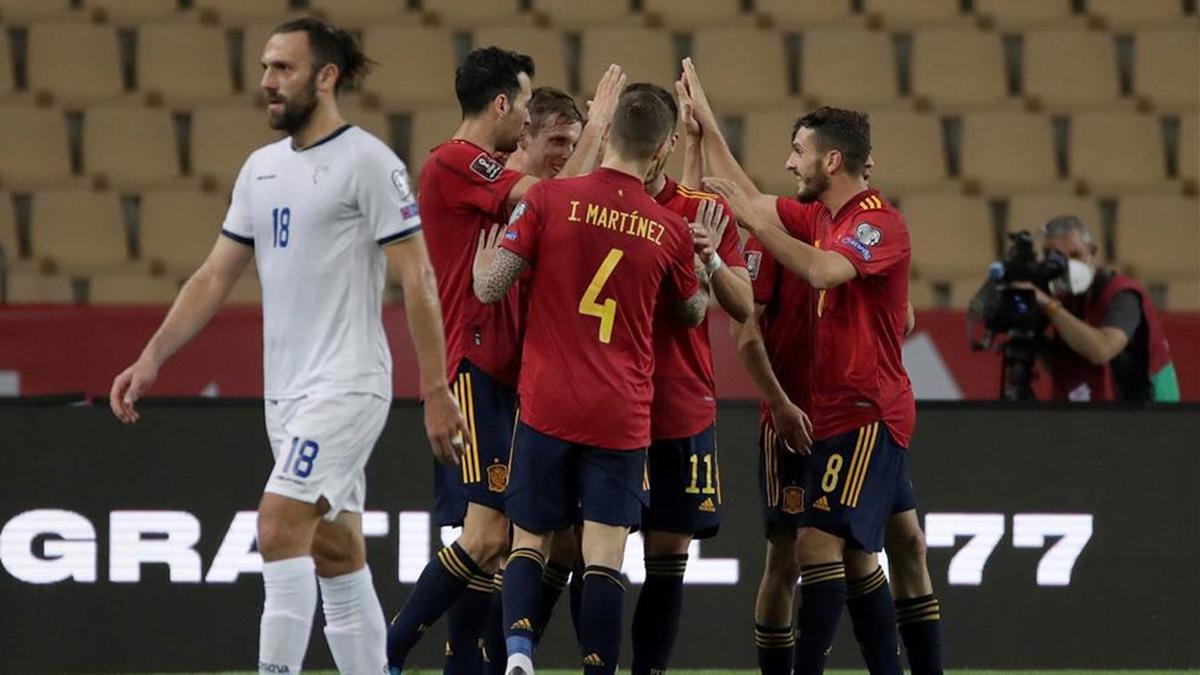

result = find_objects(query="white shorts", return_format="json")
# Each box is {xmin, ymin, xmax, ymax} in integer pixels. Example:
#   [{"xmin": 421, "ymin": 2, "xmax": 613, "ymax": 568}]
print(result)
[{"xmin": 263, "ymin": 392, "xmax": 391, "ymax": 522}]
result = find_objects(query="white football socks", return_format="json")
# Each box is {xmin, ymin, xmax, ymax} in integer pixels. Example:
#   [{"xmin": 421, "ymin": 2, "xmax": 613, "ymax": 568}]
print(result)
[
  {"xmin": 319, "ymin": 566, "xmax": 388, "ymax": 675},
  {"xmin": 259, "ymin": 556, "xmax": 317, "ymax": 675}
]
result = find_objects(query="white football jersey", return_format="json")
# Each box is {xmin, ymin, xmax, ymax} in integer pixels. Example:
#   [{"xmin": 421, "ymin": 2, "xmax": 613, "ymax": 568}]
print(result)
[{"xmin": 221, "ymin": 125, "xmax": 421, "ymax": 400}]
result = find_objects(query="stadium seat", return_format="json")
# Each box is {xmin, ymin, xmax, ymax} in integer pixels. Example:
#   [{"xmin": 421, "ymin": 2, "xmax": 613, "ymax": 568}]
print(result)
[
  {"xmin": 973, "ymin": 0, "xmax": 1076, "ymax": 28},
  {"xmin": 0, "ymin": 30, "xmax": 14, "ymax": 96},
  {"xmin": 1166, "ymin": 278, "xmax": 1200, "ymax": 311},
  {"xmin": 959, "ymin": 111, "xmax": 1059, "ymax": 193},
  {"xmin": 84, "ymin": 105, "xmax": 180, "ymax": 188},
  {"xmin": 741, "ymin": 109, "xmax": 803, "ymax": 198},
  {"xmin": 422, "ymin": 0, "xmax": 525, "ymax": 26},
  {"xmin": 910, "ymin": 27, "xmax": 1008, "ymax": 109},
  {"xmin": 800, "ymin": 27, "xmax": 898, "ymax": 108},
  {"xmin": 89, "ymin": 272, "xmax": 180, "ymax": 304},
  {"xmin": 754, "ymin": 0, "xmax": 856, "ymax": 28},
  {"xmin": 26, "ymin": 22, "xmax": 124, "ymax": 106},
  {"xmin": 84, "ymin": 0, "xmax": 184, "ymax": 23},
  {"xmin": 690, "ymin": 28, "xmax": 790, "ymax": 108},
  {"xmin": 1005, "ymin": 193, "xmax": 1103, "ymax": 239},
  {"xmin": 1114, "ymin": 193, "xmax": 1200, "ymax": 280},
  {"xmin": 0, "ymin": 190, "xmax": 17, "ymax": 263},
  {"xmin": 865, "ymin": 110, "xmax": 948, "ymax": 192},
  {"xmin": 342, "ymin": 105, "xmax": 394, "ymax": 150},
  {"xmin": 138, "ymin": 22, "xmax": 235, "ymax": 106},
  {"xmin": 472, "ymin": 26, "xmax": 569, "ymax": 92},
  {"xmin": 192, "ymin": 0, "xmax": 297, "ymax": 26},
  {"xmin": 0, "ymin": 0, "xmax": 78, "ymax": 23},
  {"xmin": 948, "ymin": 275, "xmax": 988, "ymax": 310},
  {"xmin": 1070, "ymin": 111, "xmax": 1166, "ymax": 192},
  {"xmin": 307, "ymin": 0, "xmax": 412, "ymax": 26},
  {"xmin": 408, "ymin": 106, "xmax": 462, "ymax": 184},
  {"xmin": 1022, "ymin": 28, "xmax": 1120, "ymax": 110},
  {"xmin": 643, "ymin": 0, "xmax": 746, "ymax": 28},
  {"xmin": 1133, "ymin": 29, "xmax": 1200, "ymax": 110},
  {"xmin": 361, "ymin": 25, "xmax": 458, "ymax": 106},
  {"xmin": 863, "ymin": 0, "xmax": 966, "ymax": 27},
  {"xmin": 191, "ymin": 104, "xmax": 283, "ymax": 187},
  {"xmin": 1180, "ymin": 113, "xmax": 1198, "ymax": 182},
  {"xmin": 580, "ymin": 27, "xmax": 676, "ymax": 97},
  {"xmin": 1087, "ymin": 0, "xmax": 1189, "ymax": 28},
  {"xmin": 140, "ymin": 188, "xmax": 229, "ymax": 278},
  {"xmin": 898, "ymin": 191, "xmax": 996, "ymax": 279},
  {"xmin": 531, "ymin": 0, "xmax": 637, "ymax": 29},
  {"xmin": 2, "ymin": 271, "xmax": 76, "ymax": 304},
  {"xmin": 29, "ymin": 188, "xmax": 128, "ymax": 273},
  {"xmin": 0, "ymin": 106, "xmax": 72, "ymax": 188}
]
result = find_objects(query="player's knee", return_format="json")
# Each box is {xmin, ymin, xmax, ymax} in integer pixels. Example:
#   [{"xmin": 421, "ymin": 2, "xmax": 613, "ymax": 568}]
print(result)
[
  {"xmin": 458, "ymin": 523, "xmax": 510, "ymax": 568},
  {"xmin": 888, "ymin": 527, "xmax": 927, "ymax": 566},
  {"xmin": 794, "ymin": 527, "xmax": 842, "ymax": 566},
  {"xmin": 257, "ymin": 516, "xmax": 305, "ymax": 560},
  {"xmin": 764, "ymin": 537, "xmax": 800, "ymax": 585},
  {"xmin": 642, "ymin": 530, "xmax": 692, "ymax": 557}
]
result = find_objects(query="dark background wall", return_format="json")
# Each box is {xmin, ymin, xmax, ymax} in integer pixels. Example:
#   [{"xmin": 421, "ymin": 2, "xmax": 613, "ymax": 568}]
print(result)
[{"xmin": 1, "ymin": 400, "xmax": 1197, "ymax": 673}]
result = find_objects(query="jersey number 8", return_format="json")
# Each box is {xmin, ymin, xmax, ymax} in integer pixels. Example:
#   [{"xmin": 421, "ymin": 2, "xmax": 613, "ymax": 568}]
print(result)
[
  {"xmin": 283, "ymin": 437, "xmax": 320, "ymax": 478},
  {"xmin": 578, "ymin": 248, "xmax": 624, "ymax": 343}
]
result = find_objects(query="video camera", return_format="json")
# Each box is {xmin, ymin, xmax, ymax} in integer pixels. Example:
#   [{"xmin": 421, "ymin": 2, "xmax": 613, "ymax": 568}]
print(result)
[{"xmin": 968, "ymin": 231, "xmax": 1067, "ymax": 401}]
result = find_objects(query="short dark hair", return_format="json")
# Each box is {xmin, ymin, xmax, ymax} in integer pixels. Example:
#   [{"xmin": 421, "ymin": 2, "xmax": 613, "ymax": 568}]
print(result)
[
  {"xmin": 610, "ymin": 85, "xmax": 676, "ymax": 161},
  {"xmin": 623, "ymin": 82, "xmax": 677, "ymax": 126},
  {"xmin": 527, "ymin": 87, "xmax": 583, "ymax": 136},
  {"xmin": 455, "ymin": 47, "xmax": 535, "ymax": 117},
  {"xmin": 273, "ymin": 18, "xmax": 372, "ymax": 92},
  {"xmin": 792, "ymin": 106, "xmax": 871, "ymax": 176}
]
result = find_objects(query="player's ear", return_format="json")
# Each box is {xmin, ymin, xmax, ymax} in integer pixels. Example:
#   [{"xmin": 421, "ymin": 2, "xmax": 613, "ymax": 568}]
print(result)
[
  {"xmin": 826, "ymin": 148, "xmax": 843, "ymax": 175},
  {"xmin": 316, "ymin": 62, "xmax": 339, "ymax": 93},
  {"xmin": 494, "ymin": 92, "xmax": 511, "ymax": 118}
]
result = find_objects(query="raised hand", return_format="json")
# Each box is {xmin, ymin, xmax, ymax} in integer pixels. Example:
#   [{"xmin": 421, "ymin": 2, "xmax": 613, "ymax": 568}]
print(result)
[
  {"xmin": 681, "ymin": 57, "xmax": 720, "ymax": 134},
  {"xmin": 585, "ymin": 64, "xmax": 628, "ymax": 129},
  {"xmin": 674, "ymin": 78, "xmax": 701, "ymax": 139},
  {"xmin": 690, "ymin": 198, "xmax": 730, "ymax": 263}
]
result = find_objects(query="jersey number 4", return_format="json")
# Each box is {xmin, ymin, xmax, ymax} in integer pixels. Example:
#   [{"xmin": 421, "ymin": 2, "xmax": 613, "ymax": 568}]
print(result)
[{"xmin": 578, "ymin": 248, "xmax": 624, "ymax": 344}]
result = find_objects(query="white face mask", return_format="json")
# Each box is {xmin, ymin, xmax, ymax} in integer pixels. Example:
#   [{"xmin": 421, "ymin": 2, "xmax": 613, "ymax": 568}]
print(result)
[{"xmin": 1066, "ymin": 258, "xmax": 1095, "ymax": 295}]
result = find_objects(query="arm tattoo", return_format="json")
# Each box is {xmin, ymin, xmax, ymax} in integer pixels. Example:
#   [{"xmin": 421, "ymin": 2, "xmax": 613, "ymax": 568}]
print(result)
[
  {"xmin": 671, "ymin": 289, "xmax": 709, "ymax": 327},
  {"xmin": 474, "ymin": 249, "xmax": 528, "ymax": 303}
]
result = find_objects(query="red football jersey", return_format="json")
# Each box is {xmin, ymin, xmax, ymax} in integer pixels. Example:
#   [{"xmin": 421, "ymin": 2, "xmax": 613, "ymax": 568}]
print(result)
[
  {"xmin": 744, "ymin": 234, "xmax": 817, "ymax": 426},
  {"xmin": 501, "ymin": 168, "xmax": 700, "ymax": 450},
  {"xmin": 650, "ymin": 176, "xmax": 747, "ymax": 440},
  {"xmin": 775, "ymin": 189, "xmax": 916, "ymax": 447},
  {"xmin": 420, "ymin": 139, "xmax": 526, "ymax": 385}
]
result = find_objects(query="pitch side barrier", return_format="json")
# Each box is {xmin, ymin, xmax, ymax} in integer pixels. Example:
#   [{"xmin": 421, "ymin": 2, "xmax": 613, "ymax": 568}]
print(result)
[{"xmin": 1, "ymin": 399, "xmax": 1196, "ymax": 672}]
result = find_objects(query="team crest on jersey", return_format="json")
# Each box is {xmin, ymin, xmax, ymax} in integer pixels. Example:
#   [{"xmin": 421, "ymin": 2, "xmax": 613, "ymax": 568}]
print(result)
[
  {"xmin": 391, "ymin": 167, "xmax": 413, "ymax": 200},
  {"xmin": 855, "ymin": 222, "xmax": 881, "ymax": 246},
  {"xmin": 781, "ymin": 486, "xmax": 805, "ymax": 514},
  {"xmin": 312, "ymin": 165, "xmax": 329, "ymax": 185},
  {"xmin": 487, "ymin": 462, "xmax": 509, "ymax": 492},
  {"xmin": 508, "ymin": 201, "xmax": 527, "ymax": 225},
  {"xmin": 470, "ymin": 153, "xmax": 505, "ymax": 182},
  {"xmin": 841, "ymin": 236, "xmax": 873, "ymax": 261},
  {"xmin": 744, "ymin": 250, "xmax": 762, "ymax": 280}
]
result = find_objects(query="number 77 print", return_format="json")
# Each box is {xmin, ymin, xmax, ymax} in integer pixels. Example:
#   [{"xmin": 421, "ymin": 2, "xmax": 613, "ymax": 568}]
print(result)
[{"xmin": 921, "ymin": 513, "xmax": 1094, "ymax": 587}]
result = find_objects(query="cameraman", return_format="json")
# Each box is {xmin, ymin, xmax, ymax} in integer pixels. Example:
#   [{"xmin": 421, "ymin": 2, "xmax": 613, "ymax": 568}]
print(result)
[{"xmin": 1015, "ymin": 216, "xmax": 1179, "ymax": 403}]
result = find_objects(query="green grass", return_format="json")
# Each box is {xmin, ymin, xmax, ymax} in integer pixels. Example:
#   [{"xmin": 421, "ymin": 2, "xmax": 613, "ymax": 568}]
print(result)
[{"xmin": 126, "ymin": 670, "xmax": 1199, "ymax": 675}]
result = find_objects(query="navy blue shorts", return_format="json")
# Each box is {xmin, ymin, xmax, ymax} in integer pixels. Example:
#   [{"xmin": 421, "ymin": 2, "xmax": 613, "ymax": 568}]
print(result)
[
  {"xmin": 801, "ymin": 422, "xmax": 911, "ymax": 552},
  {"xmin": 504, "ymin": 422, "xmax": 648, "ymax": 534},
  {"xmin": 432, "ymin": 360, "xmax": 518, "ymax": 527},
  {"xmin": 758, "ymin": 419, "xmax": 815, "ymax": 536},
  {"xmin": 642, "ymin": 424, "xmax": 721, "ymax": 540}
]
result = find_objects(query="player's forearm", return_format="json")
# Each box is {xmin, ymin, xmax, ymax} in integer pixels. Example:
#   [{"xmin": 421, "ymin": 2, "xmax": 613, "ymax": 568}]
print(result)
[
  {"xmin": 401, "ymin": 263, "xmax": 453, "ymax": 396},
  {"xmin": 680, "ymin": 133, "xmax": 702, "ymax": 190},
  {"xmin": 473, "ymin": 249, "xmax": 526, "ymax": 304},
  {"xmin": 699, "ymin": 125, "xmax": 759, "ymax": 197},
  {"xmin": 1048, "ymin": 307, "xmax": 1122, "ymax": 366},
  {"xmin": 140, "ymin": 266, "xmax": 233, "ymax": 366},
  {"xmin": 710, "ymin": 265, "xmax": 753, "ymax": 323},
  {"xmin": 671, "ymin": 291, "xmax": 709, "ymax": 327},
  {"xmin": 731, "ymin": 318, "xmax": 789, "ymax": 408}
]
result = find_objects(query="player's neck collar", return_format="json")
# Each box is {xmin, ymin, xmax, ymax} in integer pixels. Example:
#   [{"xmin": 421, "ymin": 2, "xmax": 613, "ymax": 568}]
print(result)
[{"xmin": 292, "ymin": 124, "xmax": 353, "ymax": 153}]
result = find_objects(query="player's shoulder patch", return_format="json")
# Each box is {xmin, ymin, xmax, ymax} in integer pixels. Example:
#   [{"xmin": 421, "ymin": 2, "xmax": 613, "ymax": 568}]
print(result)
[
  {"xmin": 391, "ymin": 165, "xmax": 413, "ymax": 201},
  {"xmin": 469, "ymin": 152, "xmax": 505, "ymax": 182},
  {"xmin": 744, "ymin": 250, "xmax": 763, "ymax": 280},
  {"xmin": 508, "ymin": 200, "xmax": 527, "ymax": 225},
  {"xmin": 854, "ymin": 221, "xmax": 882, "ymax": 247}
]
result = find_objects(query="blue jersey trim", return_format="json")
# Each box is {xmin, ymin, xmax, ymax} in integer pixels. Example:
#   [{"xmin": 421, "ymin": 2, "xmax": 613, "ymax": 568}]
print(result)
[{"xmin": 220, "ymin": 229, "xmax": 254, "ymax": 247}]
